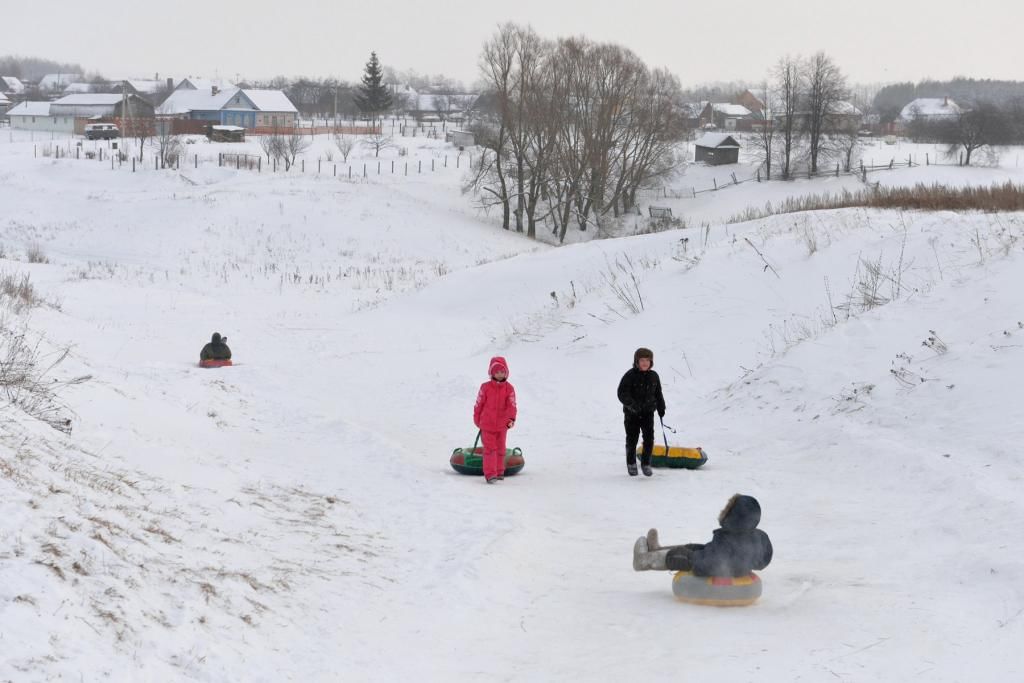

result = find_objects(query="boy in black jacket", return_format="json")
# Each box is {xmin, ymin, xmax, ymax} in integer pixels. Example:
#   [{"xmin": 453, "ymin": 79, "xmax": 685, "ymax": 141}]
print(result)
[
  {"xmin": 632, "ymin": 494, "xmax": 773, "ymax": 577},
  {"xmin": 617, "ymin": 347, "xmax": 666, "ymax": 476}
]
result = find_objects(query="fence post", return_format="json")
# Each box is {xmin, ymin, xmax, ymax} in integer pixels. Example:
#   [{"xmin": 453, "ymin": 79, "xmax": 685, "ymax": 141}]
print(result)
[
  {"xmin": 757, "ymin": 169, "xmax": 761, "ymax": 182},
  {"xmin": 926, "ymin": 153, "xmax": 929, "ymax": 166},
  {"xmin": 333, "ymin": 164, "xmax": 336, "ymax": 176},
  {"xmin": 377, "ymin": 161, "xmax": 381, "ymax": 175},
  {"xmin": 319, "ymin": 159, "xmax": 321, "ymax": 174},
  {"xmin": 195, "ymin": 154, "xmax": 198, "ymax": 169},
  {"xmin": 111, "ymin": 157, "xmax": 114, "ymax": 170},
  {"xmin": 692, "ymin": 188, "xmax": 696, "ymax": 198},
  {"xmin": 405, "ymin": 162, "xmax": 408, "ymax": 176},
  {"xmin": 456, "ymin": 155, "xmax": 460, "ymax": 168},
  {"xmin": 713, "ymin": 178, "xmax": 717, "ymax": 190},
  {"xmin": 349, "ymin": 166, "xmax": 352, "ymax": 179},
  {"xmin": 363, "ymin": 163, "xmax": 366, "ymax": 177},
  {"xmin": 132, "ymin": 158, "xmax": 135, "ymax": 172},
  {"xmin": 418, "ymin": 160, "xmax": 422, "ymax": 174},
  {"xmin": 392, "ymin": 160, "xmax": 395, "ymax": 173},
  {"xmin": 156, "ymin": 157, "xmax": 159, "ymax": 170},
  {"xmin": 302, "ymin": 159, "xmax": 305, "ymax": 173},
  {"xmin": 835, "ymin": 163, "xmax": 839, "ymax": 177},
  {"xmin": 237, "ymin": 155, "xmax": 240, "ymax": 170},
  {"xmin": 445, "ymin": 155, "xmax": 448, "ymax": 168},
  {"xmin": 274, "ymin": 159, "xmax": 277, "ymax": 172},
  {"xmin": 431, "ymin": 159, "xmax": 435, "ymax": 172},
  {"xmin": 258, "ymin": 157, "xmax": 261, "ymax": 173}
]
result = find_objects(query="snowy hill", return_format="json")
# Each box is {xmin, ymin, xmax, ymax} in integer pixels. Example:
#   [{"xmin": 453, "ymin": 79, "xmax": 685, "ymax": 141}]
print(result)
[{"xmin": 2, "ymin": 133, "xmax": 1023, "ymax": 681}]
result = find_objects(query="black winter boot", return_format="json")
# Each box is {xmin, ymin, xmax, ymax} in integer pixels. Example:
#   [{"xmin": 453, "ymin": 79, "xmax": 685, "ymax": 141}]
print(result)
[
  {"xmin": 640, "ymin": 448, "xmax": 653, "ymax": 477},
  {"xmin": 626, "ymin": 447, "xmax": 638, "ymax": 476}
]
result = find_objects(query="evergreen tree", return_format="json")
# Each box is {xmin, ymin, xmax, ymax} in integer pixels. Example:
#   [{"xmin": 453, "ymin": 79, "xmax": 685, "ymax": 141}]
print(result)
[{"xmin": 354, "ymin": 52, "xmax": 393, "ymax": 121}]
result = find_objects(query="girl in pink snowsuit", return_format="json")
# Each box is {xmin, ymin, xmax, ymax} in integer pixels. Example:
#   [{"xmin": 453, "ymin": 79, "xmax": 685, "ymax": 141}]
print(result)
[{"xmin": 473, "ymin": 356, "xmax": 517, "ymax": 483}]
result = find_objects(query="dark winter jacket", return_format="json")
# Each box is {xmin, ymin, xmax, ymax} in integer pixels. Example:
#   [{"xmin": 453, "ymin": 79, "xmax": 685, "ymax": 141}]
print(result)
[
  {"xmin": 200, "ymin": 333, "xmax": 232, "ymax": 361},
  {"xmin": 690, "ymin": 495, "xmax": 773, "ymax": 577},
  {"xmin": 617, "ymin": 363, "xmax": 666, "ymax": 417}
]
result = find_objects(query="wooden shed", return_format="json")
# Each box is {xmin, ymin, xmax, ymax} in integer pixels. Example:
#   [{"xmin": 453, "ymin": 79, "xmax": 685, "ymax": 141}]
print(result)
[
  {"xmin": 694, "ymin": 133, "xmax": 740, "ymax": 165},
  {"xmin": 208, "ymin": 124, "xmax": 246, "ymax": 142}
]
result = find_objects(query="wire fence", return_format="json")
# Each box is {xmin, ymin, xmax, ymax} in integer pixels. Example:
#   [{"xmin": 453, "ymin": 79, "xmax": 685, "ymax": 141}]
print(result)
[{"xmin": 639, "ymin": 156, "xmax": 921, "ymax": 201}]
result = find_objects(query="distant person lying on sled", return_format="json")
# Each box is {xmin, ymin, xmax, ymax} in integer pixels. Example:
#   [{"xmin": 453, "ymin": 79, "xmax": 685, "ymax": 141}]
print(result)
[{"xmin": 200, "ymin": 332, "xmax": 232, "ymax": 362}]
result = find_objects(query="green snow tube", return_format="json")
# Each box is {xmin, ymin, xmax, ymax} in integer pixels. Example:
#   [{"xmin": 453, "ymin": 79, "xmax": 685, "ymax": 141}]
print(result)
[{"xmin": 450, "ymin": 431, "xmax": 525, "ymax": 476}]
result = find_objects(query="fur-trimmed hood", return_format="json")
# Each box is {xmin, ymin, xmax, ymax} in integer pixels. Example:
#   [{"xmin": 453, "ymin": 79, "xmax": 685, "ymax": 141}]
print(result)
[{"xmin": 718, "ymin": 494, "xmax": 762, "ymax": 531}]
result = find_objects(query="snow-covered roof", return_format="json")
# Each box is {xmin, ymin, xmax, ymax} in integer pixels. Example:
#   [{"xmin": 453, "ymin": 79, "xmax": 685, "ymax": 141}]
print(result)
[
  {"xmin": 62, "ymin": 83, "xmax": 95, "ymax": 94},
  {"xmin": 900, "ymin": 98, "xmax": 961, "ymax": 122},
  {"xmin": 38, "ymin": 73, "xmax": 81, "ymax": 90},
  {"xmin": 694, "ymin": 133, "xmax": 740, "ymax": 149},
  {"xmin": 241, "ymin": 89, "xmax": 297, "ymax": 113},
  {"xmin": 175, "ymin": 78, "xmax": 237, "ymax": 92},
  {"xmin": 711, "ymin": 103, "xmax": 752, "ymax": 117},
  {"xmin": 7, "ymin": 101, "xmax": 52, "ymax": 116},
  {"xmin": 1, "ymin": 76, "xmax": 25, "ymax": 93},
  {"xmin": 158, "ymin": 88, "xmax": 238, "ymax": 115},
  {"xmin": 53, "ymin": 94, "xmax": 126, "ymax": 106},
  {"xmin": 828, "ymin": 100, "xmax": 863, "ymax": 116},
  {"xmin": 127, "ymin": 80, "xmax": 166, "ymax": 94}
]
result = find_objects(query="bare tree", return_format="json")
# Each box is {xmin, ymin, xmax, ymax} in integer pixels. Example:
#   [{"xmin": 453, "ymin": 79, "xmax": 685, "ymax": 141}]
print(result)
[
  {"xmin": 363, "ymin": 131, "xmax": 394, "ymax": 157},
  {"xmin": 258, "ymin": 133, "xmax": 281, "ymax": 163},
  {"xmin": 476, "ymin": 23, "xmax": 518, "ymax": 229},
  {"xmin": 773, "ymin": 56, "xmax": 803, "ymax": 179},
  {"xmin": 940, "ymin": 101, "xmax": 1013, "ymax": 166},
  {"xmin": 804, "ymin": 52, "xmax": 847, "ymax": 173},
  {"xmin": 152, "ymin": 121, "xmax": 183, "ymax": 168},
  {"xmin": 750, "ymin": 81, "xmax": 776, "ymax": 179},
  {"xmin": 333, "ymin": 132, "xmax": 355, "ymax": 162},
  {"xmin": 280, "ymin": 130, "xmax": 310, "ymax": 170}
]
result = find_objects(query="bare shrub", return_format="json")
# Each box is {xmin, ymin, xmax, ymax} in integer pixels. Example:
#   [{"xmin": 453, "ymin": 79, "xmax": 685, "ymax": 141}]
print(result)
[
  {"xmin": 1, "ymin": 271, "xmax": 44, "ymax": 312},
  {"xmin": 26, "ymin": 243, "xmax": 49, "ymax": 264},
  {"xmin": 0, "ymin": 322, "xmax": 90, "ymax": 432},
  {"xmin": 333, "ymin": 133, "xmax": 355, "ymax": 162},
  {"xmin": 728, "ymin": 182, "xmax": 1024, "ymax": 223}
]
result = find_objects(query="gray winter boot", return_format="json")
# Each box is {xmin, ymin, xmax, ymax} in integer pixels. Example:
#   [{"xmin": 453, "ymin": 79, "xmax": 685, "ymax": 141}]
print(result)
[
  {"xmin": 632, "ymin": 537, "xmax": 670, "ymax": 571},
  {"xmin": 646, "ymin": 528, "xmax": 661, "ymax": 551}
]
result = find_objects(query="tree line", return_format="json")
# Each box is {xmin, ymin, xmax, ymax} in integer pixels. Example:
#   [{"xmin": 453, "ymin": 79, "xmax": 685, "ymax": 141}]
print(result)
[{"xmin": 467, "ymin": 23, "xmax": 686, "ymax": 242}]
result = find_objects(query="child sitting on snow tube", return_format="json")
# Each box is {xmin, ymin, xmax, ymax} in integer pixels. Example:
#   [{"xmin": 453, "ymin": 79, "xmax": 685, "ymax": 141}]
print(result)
[
  {"xmin": 200, "ymin": 332, "xmax": 232, "ymax": 362},
  {"xmin": 633, "ymin": 494, "xmax": 772, "ymax": 577}
]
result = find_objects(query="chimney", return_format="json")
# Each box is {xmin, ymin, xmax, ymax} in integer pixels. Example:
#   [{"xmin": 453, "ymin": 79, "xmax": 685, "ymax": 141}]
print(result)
[
  {"xmin": 212, "ymin": 85, "xmax": 219, "ymax": 96},
  {"xmin": 167, "ymin": 77, "xmax": 173, "ymax": 91}
]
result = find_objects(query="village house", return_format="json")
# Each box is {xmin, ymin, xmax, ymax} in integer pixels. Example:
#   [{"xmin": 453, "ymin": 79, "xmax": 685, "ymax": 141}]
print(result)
[
  {"xmin": 1, "ymin": 76, "xmax": 25, "ymax": 95},
  {"xmin": 50, "ymin": 93, "xmax": 155, "ymax": 119},
  {"xmin": 699, "ymin": 102, "xmax": 754, "ymax": 131},
  {"xmin": 6, "ymin": 101, "xmax": 73, "ymax": 132},
  {"xmin": 37, "ymin": 73, "xmax": 82, "ymax": 95},
  {"xmin": 899, "ymin": 97, "xmax": 961, "ymax": 123},
  {"xmin": 158, "ymin": 86, "xmax": 298, "ymax": 128}
]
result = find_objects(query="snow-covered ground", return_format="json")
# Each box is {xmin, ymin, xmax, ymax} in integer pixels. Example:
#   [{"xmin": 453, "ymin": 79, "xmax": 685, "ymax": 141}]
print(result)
[{"xmin": 2, "ymin": 131, "xmax": 1023, "ymax": 681}]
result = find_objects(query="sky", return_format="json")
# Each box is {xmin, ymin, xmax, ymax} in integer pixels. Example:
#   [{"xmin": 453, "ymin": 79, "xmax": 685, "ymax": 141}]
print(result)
[{"xmin": 2, "ymin": 0, "xmax": 1022, "ymax": 88}]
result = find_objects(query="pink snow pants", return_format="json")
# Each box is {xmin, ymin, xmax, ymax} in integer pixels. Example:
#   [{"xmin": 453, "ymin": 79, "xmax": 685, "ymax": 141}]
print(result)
[{"xmin": 481, "ymin": 429, "xmax": 508, "ymax": 479}]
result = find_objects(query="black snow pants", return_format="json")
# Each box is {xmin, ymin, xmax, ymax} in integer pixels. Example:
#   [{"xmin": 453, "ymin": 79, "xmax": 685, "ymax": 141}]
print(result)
[{"xmin": 624, "ymin": 410, "xmax": 655, "ymax": 466}]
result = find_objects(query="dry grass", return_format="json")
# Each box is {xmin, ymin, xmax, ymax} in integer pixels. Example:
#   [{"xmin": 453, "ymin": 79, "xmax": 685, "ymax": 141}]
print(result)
[{"xmin": 728, "ymin": 182, "xmax": 1024, "ymax": 223}]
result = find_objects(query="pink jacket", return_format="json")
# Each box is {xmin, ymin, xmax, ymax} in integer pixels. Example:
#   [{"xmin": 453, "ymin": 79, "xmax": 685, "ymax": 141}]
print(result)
[{"xmin": 474, "ymin": 356, "xmax": 517, "ymax": 432}]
